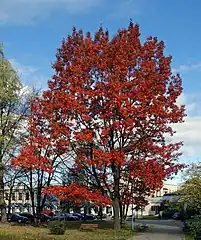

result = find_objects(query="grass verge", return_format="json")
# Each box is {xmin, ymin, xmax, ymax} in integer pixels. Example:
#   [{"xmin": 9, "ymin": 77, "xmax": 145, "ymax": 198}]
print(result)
[{"xmin": 0, "ymin": 221, "xmax": 136, "ymax": 240}]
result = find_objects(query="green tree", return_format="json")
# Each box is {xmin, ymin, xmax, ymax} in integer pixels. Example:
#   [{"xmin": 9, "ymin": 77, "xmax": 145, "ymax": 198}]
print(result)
[
  {"xmin": 181, "ymin": 163, "xmax": 201, "ymax": 213},
  {"xmin": 0, "ymin": 44, "xmax": 31, "ymax": 222}
]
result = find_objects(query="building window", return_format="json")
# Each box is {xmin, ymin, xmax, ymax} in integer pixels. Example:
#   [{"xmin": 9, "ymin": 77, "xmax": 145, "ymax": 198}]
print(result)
[
  {"xmin": 151, "ymin": 206, "xmax": 159, "ymax": 214},
  {"xmin": 12, "ymin": 193, "xmax": 15, "ymax": 201},
  {"xmin": 5, "ymin": 193, "xmax": 9, "ymax": 200},
  {"xmin": 18, "ymin": 192, "xmax": 23, "ymax": 200},
  {"xmin": 25, "ymin": 192, "xmax": 29, "ymax": 201},
  {"xmin": 163, "ymin": 188, "xmax": 168, "ymax": 195}
]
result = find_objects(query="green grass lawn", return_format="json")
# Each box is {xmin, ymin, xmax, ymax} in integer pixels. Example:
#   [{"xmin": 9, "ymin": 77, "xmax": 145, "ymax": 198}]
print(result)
[{"xmin": 0, "ymin": 221, "xmax": 136, "ymax": 240}]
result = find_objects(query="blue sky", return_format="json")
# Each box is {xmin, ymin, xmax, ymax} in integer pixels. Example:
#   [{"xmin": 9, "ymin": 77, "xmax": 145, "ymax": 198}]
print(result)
[{"xmin": 0, "ymin": 0, "xmax": 201, "ymax": 183}]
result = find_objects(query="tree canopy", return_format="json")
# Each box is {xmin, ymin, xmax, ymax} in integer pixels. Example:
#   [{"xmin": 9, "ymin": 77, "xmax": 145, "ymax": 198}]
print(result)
[
  {"xmin": 12, "ymin": 22, "xmax": 185, "ymax": 229},
  {"xmin": 181, "ymin": 163, "xmax": 201, "ymax": 212}
]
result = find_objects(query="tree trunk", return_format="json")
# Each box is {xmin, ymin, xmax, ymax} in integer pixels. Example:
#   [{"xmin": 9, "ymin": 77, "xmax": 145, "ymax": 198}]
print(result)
[
  {"xmin": 73, "ymin": 205, "xmax": 81, "ymax": 213},
  {"xmin": 29, "ymin": 171, "xmax": 36, "ymax": 224},
  {"xmin": 7, "ymin": 186, "xmax": 13, "ymax": 217},
  {"xmin": 113, "ymin": 198, "xmax": 120, "ymax": 230},
  {"xmin": 98, "ymin": 206, "xmax": 103, "ymax": 220},
  {"xmin": 124, "ymin": 203, "xmax": 129, "ymax": 221},
  {"xmin": 1, "ymin": 206, "xmax": 6, "ymax": 222},
  {"xmin": 30, "ymin": 191, "xmax": 35, "ymax": 215},
  {"xmin": 0, "ymin": 162, "xmax": 6, "ymax": 222},
  {"xmin": 84, "ymin": 204, "xmax": 88, "ymax": 221},
  {"xmin": 36, "ymin": 189, "xmax": 42, "ymax": 226},
  {"xmin": 119, "ymin": 201, "xmax": 123, "ymax": 223},
  {"xmin": 112, "ymin": 161, "xmax": 121, "ymax": 230}
]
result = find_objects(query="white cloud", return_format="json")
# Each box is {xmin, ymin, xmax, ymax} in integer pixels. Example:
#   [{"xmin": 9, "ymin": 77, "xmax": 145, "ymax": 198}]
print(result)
[
  {"xmin": 0, "ymin": 0, "xmax": 100, "ymax": 25},
  {"xmin": 176, "ymin": 93, "xmax": 186, "ymax": 106},
  {"xmin": 177, "ymin": 92, "xmax": 201, "ymax": 115},
  {"xmin": 172, "ymin": 116, "xmax": 201, "ymax": 158},
  {"xmin": 9, "ymin": 58, "xmax": 46, "ymax": 89},
  {"xmin": 9, "ymin": 58, "xmax": 38, "ymax": 77},
  {"xmin": 169, "ymin": 92, "xmax": 201, "ymax": 159},
  {"xmin": 172, "ymin": 62, "xmax": 201, "ymax": 73}
]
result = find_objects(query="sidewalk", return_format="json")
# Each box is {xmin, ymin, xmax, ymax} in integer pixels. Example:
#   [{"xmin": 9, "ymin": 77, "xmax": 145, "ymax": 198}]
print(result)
[
  {"xmin": 128, "ymin": 220, "xmax": 184, "ymax": 240},
  {"xmin": 129, "ymin": 232, "xmax": 184, "ymax": 240}
]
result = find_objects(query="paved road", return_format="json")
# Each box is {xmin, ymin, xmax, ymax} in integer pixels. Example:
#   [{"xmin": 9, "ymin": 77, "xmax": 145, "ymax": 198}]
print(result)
[{"xmin": 129, "ymin": 220, "xmax": 184, "ymax": 240}]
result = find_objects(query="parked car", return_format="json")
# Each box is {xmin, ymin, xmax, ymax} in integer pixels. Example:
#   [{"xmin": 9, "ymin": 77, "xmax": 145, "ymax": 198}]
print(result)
[
  {"xmin": 72, "ymin": 213, "xmax": 95, "ymax": 220},
  {"xmin": 172, "ymin": 212, "xmax": 180, "ymax": 219},
  {"xmin": 19, "ymin": 212, "xmax": 52, "ymax": 223},
  {"xmin": 72, "ymin": 213, "xmax": 85, "ymax": 220},
  {"xmin": 19, "ymin": 212, "xmax": 34, "ymax": 223},
  {"xmin": 53, "ymin": 213, "xmax": 79, "ymax": 221},
  {"xmin": 8, "ymin": 213, "xmax": 28, "ymax": 223},
  {"xmin": 53, "ymin": 213, "xmax": 65, "ymax": 221},
  {"xmin": 43, "ymin": 210, "xmax": 54, "ymax": 217},
  {"xmin": 66, "ymin": 214, "xmax": 80, "ymax": 221},
  {"xmin": 39, "ymin": 213, "xmax": 53, "ymax": 222},
  {"xmin": 96, "ymin": 214, "xmax": 107, "ymax": 220},
  {"xmin": 82, "ymin": 214, "xmax": 96, "ymax": 220}
]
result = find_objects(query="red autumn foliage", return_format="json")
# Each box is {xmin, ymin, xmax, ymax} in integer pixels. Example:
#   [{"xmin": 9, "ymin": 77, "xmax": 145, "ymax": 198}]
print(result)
[
  {"xmin": 12, "ymin": 144, "xmax": 53, "ymax": 174},
  {"xmin": 44, "ymin": 183, "xmax": 112, "ymax": 205},
  {"xmin": 41, "ymin": 22, "xmax": 185, "ymax": 228},
  {"xmin": 12, "ymin": 99, "xmax": 53, "ymax": 173},
  {"xmin": 12, "ymin": 98, "xmax": 70, "ymax": 173},
  {"xmin": 13, "ymin": 22, "xmax": 185, "ymax": 229}
]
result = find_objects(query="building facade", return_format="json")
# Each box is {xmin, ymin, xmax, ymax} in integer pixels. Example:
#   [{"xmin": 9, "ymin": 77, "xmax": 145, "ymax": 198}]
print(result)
[
  {"xmin": 3, "ymin": 185, "xmax": 32, "ymax": 213},
  {"xmin": 125, "ymin": 183, "xmax": 181, "ymax": 217},
  {"xmin": 3, "ymin": 183, "xmax": 180, "ymax": 216},
  {"xmin": 143, "ymin": 183, "xmax": 181, "ymax": 216}
]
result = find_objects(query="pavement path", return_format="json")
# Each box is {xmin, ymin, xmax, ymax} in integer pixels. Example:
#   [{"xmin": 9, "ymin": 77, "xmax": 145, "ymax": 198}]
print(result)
[{"xmin": 129, "ymin": 219, "xmax": 184, "ymax": 240}]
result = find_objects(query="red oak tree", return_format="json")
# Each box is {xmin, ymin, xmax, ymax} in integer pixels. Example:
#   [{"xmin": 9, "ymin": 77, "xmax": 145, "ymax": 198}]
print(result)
[
  {"xmin": 41, "ymin": 22, "xmax": 185, "ymax": 229},
  {"xmin": 14, "ymin": 22, "xmax": 185, "ymax": 229}
]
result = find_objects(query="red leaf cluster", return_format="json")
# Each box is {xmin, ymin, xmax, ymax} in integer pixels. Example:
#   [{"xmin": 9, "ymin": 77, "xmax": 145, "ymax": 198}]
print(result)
[
  {"xmin": 44, "ymin": 183, "xmax": 112, "ymax": 206},
  {"xmin": 86, "ymin": 149, "xmax": 125, "ymax": 166},
  {"xmin": 12, "ymin": 144, "xmax": 53, "ymax": 174},
  {"xmin": 12, "ymin": 22, "xmax": 185, "ymax": 211}
]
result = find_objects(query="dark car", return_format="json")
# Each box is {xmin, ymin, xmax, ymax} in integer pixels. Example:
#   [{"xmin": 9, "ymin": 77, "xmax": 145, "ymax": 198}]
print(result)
[
  {"xmin": 172, "ymin": 212, "xmax": 180, "ymax": 219},
  {"xmin": 84, "ymin": 214, "xmax": 96, "ymax": 220},
  {"xmin": 53, "ymin": 213, "xmax": 65, "ymax": 221},
  {"xmin": 19, "ymin": 212, "xmax": 35, "ymax": 223},
  {"xmin": 39, "ymin": 213, "xmax": 53, "ymax": 222},
  {"xmin": 19, "ymin": 212, "xmax": 52, "ymax": 223},
  {"xmin": 8, "ymin": 213, "xmax": 28, "ymax": 223},
  {"xmin": 53, "ymin": 213, "xmax": 79, "ymax": 221},
  {"xmin": 72, "ymin": 213, "xmax": 95, "ymax": 220},
  {"xmin": 72, "ymin": 213, "xmax": 85, "ymax": 220},
  {"xmin": 66, "ymin": 214, "xmax": 79, "ymax": 221},
  {"xmin": 96, "ymin": 214, "xmax": 108, "ymax": 220}
]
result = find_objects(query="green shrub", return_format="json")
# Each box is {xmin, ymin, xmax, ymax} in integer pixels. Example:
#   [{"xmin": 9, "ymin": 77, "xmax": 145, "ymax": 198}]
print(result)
[
  {"xmin": 187, "ymin": 215, "xmax": 201, "ymax": 239},
  {"xmin": 48, "ymin": 220, "xmax": 66, "ymax": 235}
]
